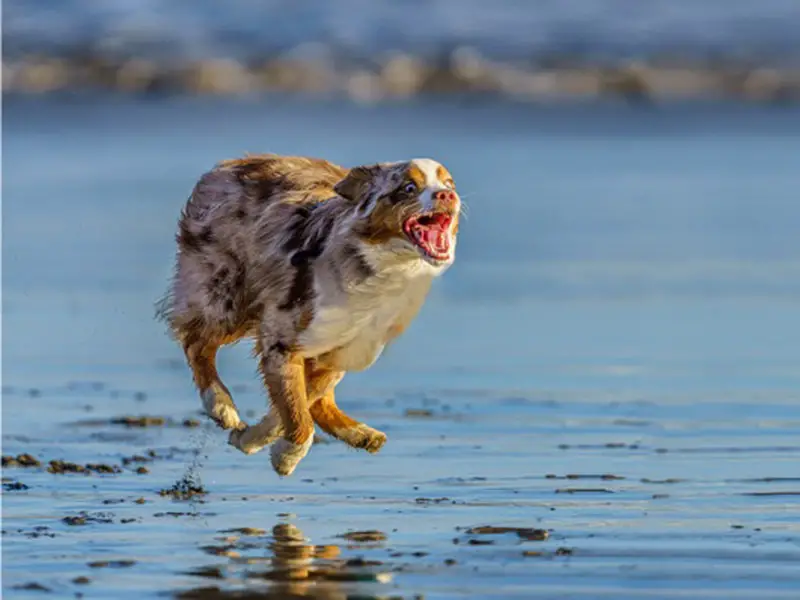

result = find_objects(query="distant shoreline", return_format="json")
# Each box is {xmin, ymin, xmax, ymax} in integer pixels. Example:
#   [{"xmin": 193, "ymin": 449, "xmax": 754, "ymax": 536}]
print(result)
[{"xmin": 4, "ymin": 51, "xmax": 800, "ymax": 104}]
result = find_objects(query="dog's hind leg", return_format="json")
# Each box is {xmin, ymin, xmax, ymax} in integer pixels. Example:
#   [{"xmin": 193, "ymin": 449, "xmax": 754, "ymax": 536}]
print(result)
[
  {"xmin": 307, "ymin": 365, "xmax": 386, "ymax": 454},
  {"xmin": 182, "ymin": 331, "xmax": 243, "ymax": 431}
]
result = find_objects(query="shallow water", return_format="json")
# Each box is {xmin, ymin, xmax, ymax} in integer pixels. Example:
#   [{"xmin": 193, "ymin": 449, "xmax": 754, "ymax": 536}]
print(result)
[{"xmin": 2, "ymin": 98, "xmax": 800, "ymax": 598}]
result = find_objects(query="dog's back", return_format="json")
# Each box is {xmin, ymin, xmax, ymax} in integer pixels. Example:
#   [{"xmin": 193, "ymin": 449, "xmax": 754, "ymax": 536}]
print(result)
[{"xmin": 158, "ymin": 154, "xmax": 347, "ymax": 339}]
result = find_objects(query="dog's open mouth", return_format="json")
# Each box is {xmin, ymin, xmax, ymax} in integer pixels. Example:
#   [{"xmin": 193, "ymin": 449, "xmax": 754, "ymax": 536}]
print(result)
[{"xmin": 403, "ymin": 212, "xmax": 454, "ymax": 262}]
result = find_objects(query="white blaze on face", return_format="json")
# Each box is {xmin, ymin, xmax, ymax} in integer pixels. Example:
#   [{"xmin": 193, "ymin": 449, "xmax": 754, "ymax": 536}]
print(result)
[
  {"xmin": 397, "ymin": 158, "xmax": 460, "ymax": 269},
  {"xmin": 410, "ymin": 158, "xmax": 446, "ymax": 211}
]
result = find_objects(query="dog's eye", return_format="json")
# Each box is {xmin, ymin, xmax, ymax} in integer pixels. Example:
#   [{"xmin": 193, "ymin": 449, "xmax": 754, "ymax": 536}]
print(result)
[{"xmin": 403, "ymin": 182, "xmax": 417, "ymax": 195}]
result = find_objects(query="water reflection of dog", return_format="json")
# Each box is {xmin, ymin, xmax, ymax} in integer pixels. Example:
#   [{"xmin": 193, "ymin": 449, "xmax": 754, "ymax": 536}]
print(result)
[
  {"xmin": 265, "ymin": 522, "xmax": 342, "ymax": 592},
  {"xmin": 178, "ymin": 522, "xmax": 391, "ymax": 600}
]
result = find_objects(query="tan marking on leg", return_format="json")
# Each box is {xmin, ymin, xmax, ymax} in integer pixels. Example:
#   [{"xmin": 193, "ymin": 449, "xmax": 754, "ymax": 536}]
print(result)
[
  {"xmin": 259, "ymin": 348, "xmax": 314, "ymax": 476},
  {"xmin": 183, "ymin": 336, "xmax": 243, "ymax": 431},
  {"xmin": 305, "ymin": 361, "xmax": 345, "ymax": 401},
  {"xmin": 309, "ymin": 386, "xmax": 387, "ymax": 454}
]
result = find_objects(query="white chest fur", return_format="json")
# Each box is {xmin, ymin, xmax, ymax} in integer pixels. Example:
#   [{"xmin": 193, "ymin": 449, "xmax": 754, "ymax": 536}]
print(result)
[{"xmin": 298, "ymin": 270, "xmax": 433, "ymax": 372}]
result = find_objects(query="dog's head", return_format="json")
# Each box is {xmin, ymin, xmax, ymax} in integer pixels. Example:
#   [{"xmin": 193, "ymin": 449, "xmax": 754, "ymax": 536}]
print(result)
[{"xmin": 335, "ymin": 158, "xmax": 461, "ymax": 271}]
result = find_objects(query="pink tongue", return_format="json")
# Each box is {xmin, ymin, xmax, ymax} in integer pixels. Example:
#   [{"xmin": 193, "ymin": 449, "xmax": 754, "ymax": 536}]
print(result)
[{"xmin": 423, "ymin": 227, "xmax": 449, "ymax": 254}]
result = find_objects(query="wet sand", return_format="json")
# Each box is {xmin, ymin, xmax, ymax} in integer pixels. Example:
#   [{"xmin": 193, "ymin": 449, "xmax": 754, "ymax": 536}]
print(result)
[
  {"xmin": 3, "ymin": 373, "xmax": 799, "ymax": 599},
  {"xmin": 3, "ymin": 98, "xmax": 800, "ymax": 598}
]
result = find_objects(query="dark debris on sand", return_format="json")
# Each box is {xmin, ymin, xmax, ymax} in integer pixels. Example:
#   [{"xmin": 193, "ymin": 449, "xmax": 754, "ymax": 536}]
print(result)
[
  {"xmin": 555, "ymin": 487, "xmax": 615, "ymax": 494},
  {"xmin": 415, "ymin": 496, "xmax": 454, "ymax": 505},
  {"xmin": 154, "ymin": 511, "xmax": 216, "ymax": 518},
  {"xmin": 546, "ymin": 473, "xmax": 625, "ymax": 480},
  {"xmin": 87, "ymin": 559, "xmax": 137, "ymax": 568},
  {"xmin": 2, "ymin": 453, "xmax": 42, "ymax": 468},
  {"xmin": 62, "ymin": 512, "xmax": 116, "ymax": 526},
  {"xmin": 121, "ymin": 448, "xmax": 177, "ymax": 469},
  {"xmin": 219, "ymin": 527, "xmax": 266, "ymax": 536},
  {"xmin": 86, "ymin": 463, "xmax": 122, "ymax": 474},
  {"xmin": 121, "ymin": 453, "xmax": 155, "ymax": 466},
  {"xmin": 464, "ymin": 525, "xmax": 550, "ymax": 541},
  {"xmin": 404, "ymin": 408, "xmax": 434, "ymax": 418},
  {"xmin": 185, "ymin": 567, "xmax": 226, "ymax": 580},
  {"xmin": 160, "ymin": 475, "xmax": 209, "ymax": 500},
  {"xmin": 200, "ymin": 544, "xmax": 239, "ymax": 558},
  {"xmin": 13, "ymin": 526, "xmax": 57, "ymax": 539},
  {"xmin": 48, "ymin": 460, "xmax": 87, "ymax": 474},
  {"xmin": 12, "ymin": 582, "xmax": 52, "ymax": 592},
  {"xmin": 101, "ymin": 498, "xmax": 126, "ymax": 505},
  {"xmin": 3, "ymin": 448, "xmax": 178, "ymax": 478},
  {"xmin": 3, "ymin": 479, "xmax": 30, "ymax": 491},
  {"xmin": 109, "ymin": 415, "xmax": 204, "ymax": 428},
  {"xmin": 521, "ymin": 546, "xmax": 574, "ymax": 558},
  {"xmin": 337, "ymin": 530, "xmax": 387, "ymax": 543},
  {"xmin": 48, "ymin": 460, "xmax": 122, "ymax": 475},
  {"xmin": 467, "ymin": 538, "xmax": 494, "ymax": 545},
  {"xmin": 110, "ymin": 415, "xmax": 166, "ymax": 427}
]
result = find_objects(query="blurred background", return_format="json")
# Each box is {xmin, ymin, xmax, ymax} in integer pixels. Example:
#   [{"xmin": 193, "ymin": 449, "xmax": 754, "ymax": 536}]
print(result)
[
  {"xmin": 4, "ymin": 0, "xmax": 799, "ymax": 387},
  {"xmin": 4, "ymin": 0, "xmax": 800, "ymax": 101},
  {"xmin": 3, "ymin": 3, "xmax": 800, "ymax": 598}
]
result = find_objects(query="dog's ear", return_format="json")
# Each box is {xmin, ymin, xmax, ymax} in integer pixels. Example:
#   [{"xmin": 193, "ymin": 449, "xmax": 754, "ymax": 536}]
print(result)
[{"xmin": 334, "ymin": 165, "xmax": 382, "ymax": 202}]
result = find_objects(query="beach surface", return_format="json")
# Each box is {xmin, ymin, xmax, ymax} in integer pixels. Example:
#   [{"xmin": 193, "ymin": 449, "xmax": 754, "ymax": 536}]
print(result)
[{"xmin": 3, "ymin": 98, "xmax": 800, "ymax": 599}]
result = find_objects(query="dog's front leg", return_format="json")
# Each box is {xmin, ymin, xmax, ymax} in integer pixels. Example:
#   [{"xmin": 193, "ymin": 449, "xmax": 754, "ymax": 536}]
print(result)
[{"xmin": 258, "ymin": 341, "xmax": 314, "ymax": 476}]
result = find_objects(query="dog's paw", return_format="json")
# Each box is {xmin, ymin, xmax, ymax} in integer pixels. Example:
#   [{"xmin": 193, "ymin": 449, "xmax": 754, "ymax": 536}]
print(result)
[
  {"xmin": 201, "ymin": 388, "xmax": 242, "ymax": 431},
  {"xmin": 228, "ymin": 424, "xmax": 280, "ymax": 455},
  {"xmin": 339, "ymin": 424, "xmax": 387, "ymax": 454},
  {"xmin": 270, "ymin": 437, "xmax": 313, "ymax": 477}
]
